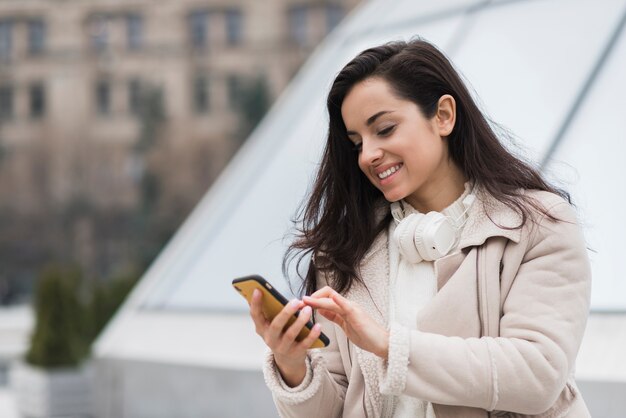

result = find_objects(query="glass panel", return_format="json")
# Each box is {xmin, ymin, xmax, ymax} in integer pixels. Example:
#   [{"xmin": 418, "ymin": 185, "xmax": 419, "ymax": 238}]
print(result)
[
  {"xmin": 28, "ymin": 19, "xmax": 46, "ymax": 55},
  {"xmin": 225, "ymin": 9, "xmax": 242, "ymax": 46},
  {"xmin": 545, "ymin": 27, "xmax": 626, "ymax": 310},
  {"xmin": 0, "ymin": 20, "xmax": 12, "ymax": 61},
  {"xmin": 96, "ymin": 80, "xmax": 111, "ymax": 115},
  {"xmin": 189, "ymin": 11, "xmax": 208, "ymax": 48},
  {"xmin": 29, "ymin": 83, "xmax": 45, "ymax": 118},
  {"xmin": 127, "ymin": 14, "xmax": 143, "ymax": 50},
  {"xmin": 193, "ymin": 75, "xmax": 209, "ymax": 113},
  {"xmin": 129, "ymin": 78, "xmax": 142, "ymax": 116},
  {"xmin": 227, "ymin": 74, "xmax": 241, "ymax": 110},
  {"xmin": 288, "ymin": 6, "xmax": 308, "ymax": 46},
  {"xmin": 90, "ymin": 15, "xmax": 109, "ymax": 51},
  {"xmin": 0, "ymin": 85, "xmax": 12, "ymax": 120},
  {"xmin": 448, "ymin": 0, "xmax": 625, "ymax": 161}
]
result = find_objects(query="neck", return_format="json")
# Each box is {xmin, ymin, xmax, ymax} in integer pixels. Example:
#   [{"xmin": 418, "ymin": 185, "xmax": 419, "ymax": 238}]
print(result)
[{"xmin": 404, "ymin": 162, "xmax": 467, "ymax": 213}]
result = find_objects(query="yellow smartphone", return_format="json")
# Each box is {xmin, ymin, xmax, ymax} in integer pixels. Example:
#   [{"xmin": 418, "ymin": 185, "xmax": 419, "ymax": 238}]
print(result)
[{"xmin": 233, "ymin": 275, "xmax": 330, "ymax": 348}]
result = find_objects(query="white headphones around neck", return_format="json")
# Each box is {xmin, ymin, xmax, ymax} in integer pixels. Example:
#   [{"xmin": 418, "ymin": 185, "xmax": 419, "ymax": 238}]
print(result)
[{"xmin": 390, "ymin": 193, "xmax": 475, "ymax": 263}]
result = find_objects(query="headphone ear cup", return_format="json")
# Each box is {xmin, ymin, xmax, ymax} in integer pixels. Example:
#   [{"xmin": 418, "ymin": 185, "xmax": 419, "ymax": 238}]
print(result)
[
  {"xmin": 392, "ymin": 213, "xmax": 424, "ymax": 263},
  {"xmin": 415, "ymin": 212, "xmax": 457, "ymax": 260},
  {"xmin": 413, "ymin": 212, "xmax": 439, "ymax": 261}
]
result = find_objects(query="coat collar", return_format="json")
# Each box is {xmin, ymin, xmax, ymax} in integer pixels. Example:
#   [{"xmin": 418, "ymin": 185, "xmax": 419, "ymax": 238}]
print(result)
[{"xmin": 457, "ymin": 186, "xmax": 522, "ymax": 249}]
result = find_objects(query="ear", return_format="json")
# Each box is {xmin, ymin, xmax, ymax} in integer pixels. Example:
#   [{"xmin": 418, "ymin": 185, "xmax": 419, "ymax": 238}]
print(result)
[{"xmin": 435, "ymin": 94, "xmax": 456, "ymax": 137}]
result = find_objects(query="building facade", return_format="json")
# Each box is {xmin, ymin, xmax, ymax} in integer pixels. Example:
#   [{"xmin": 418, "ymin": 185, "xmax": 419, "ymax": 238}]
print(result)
[{"xmin": 0, "ymin": 0, "xmax": 361, "ymax": 214}]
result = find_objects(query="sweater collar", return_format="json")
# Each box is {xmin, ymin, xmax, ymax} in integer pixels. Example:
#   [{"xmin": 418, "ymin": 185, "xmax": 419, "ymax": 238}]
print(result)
[{"xmin": 395, "ymin": 181, "xmax": 472, "ymax": 222}]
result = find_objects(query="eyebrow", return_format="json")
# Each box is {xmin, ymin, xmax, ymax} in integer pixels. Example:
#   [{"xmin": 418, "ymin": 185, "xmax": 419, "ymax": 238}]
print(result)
[{"xmin": 345, "ymin": 110, "xmax": 394, "ymax": 136}]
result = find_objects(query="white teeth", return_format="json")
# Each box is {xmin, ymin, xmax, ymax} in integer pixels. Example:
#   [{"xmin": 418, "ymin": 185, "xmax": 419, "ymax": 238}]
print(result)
[{"xmin": 378, "ymin": 164, "xmax": 402, "ymax": 179}]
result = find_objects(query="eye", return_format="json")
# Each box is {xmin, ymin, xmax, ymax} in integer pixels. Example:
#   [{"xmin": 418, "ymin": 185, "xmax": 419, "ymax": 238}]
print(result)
[
  {"xmin": 352, "ymin": 142, "xmax": 362, "ymax": 153},
  {"xmin": 378, "ymin": 125, "xmax": 395, "ymax": 136}
]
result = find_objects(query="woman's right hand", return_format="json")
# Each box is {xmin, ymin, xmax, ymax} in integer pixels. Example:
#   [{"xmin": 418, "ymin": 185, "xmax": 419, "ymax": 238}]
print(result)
[{"xmin": 249, "ymin": 289, "xmax": 323, "ymax": 387}]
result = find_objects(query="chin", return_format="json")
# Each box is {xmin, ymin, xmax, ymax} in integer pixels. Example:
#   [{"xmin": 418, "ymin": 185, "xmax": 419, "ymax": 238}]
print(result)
[{"xmin": 382, "ymin": 190, "xmax": 405, "ymax": 203}]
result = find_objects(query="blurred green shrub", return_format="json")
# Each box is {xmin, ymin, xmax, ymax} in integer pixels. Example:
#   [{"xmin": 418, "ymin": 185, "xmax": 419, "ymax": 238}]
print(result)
[
  {"xmin": 86, "ymin": 271, "xmax": 139, "ymax": 343},
  {"xmin": 26, "ymin": 264, "xmax": 85, "ymax": 368},
  {"xmin": 25, "ymin": 264, "xmax": 139, "ymax": 369}
]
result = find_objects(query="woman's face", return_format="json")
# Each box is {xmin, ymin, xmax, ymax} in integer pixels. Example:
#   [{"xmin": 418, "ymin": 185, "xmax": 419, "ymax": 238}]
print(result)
[{"xmin": 341, "ymin": 77, "xmax": 458, "ymax": 209}]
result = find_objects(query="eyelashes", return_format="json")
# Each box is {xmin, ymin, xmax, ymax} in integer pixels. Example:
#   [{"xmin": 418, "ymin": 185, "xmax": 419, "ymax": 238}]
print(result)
[
  {"xmin": 350, "ymin": 125, "xmax": 395, "ymax": 153},
  {"xmin": 378, "ymin": 126, "xmax": 395, "ymax": 136}
]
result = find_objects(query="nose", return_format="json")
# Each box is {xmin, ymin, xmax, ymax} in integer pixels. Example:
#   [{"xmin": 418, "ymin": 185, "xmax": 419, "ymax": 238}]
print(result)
[{"xmin": 360, "ymin": 139, "xmax": 384, "ymax": 165}]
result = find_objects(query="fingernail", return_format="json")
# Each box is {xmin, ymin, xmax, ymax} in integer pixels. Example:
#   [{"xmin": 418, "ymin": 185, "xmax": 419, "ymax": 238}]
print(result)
[
  {"xmin": 289, "ymin": 299, "xmax": 300, "ymax": 308},
  {"xmin": 303, "ymin": 306, "xmax": 311, "ymax": 314},
  {"xmin": 313, "ymin": 324, "xmax": 321, "ymax": 331},
  {"xmin": 253, "ymin": 289, "xmax": 260, "ymax": 297}
]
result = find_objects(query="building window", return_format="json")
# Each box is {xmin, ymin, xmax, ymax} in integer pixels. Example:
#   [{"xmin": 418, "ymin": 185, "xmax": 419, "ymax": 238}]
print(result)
[
  {"xmin": 193, "ymin": 76, "xmax": 209, "ymax": 113},
  {"xmin": 96, "ymin": 79, "xmax": 111, "ymax": 115},
  {"xmin": 0, "ymin": 85, "xmax": 13, "ymax": 120},
  {"xmin": 0, "ymin": 20, "xmax": 12, "ymax": 61},
  {"xmin": 225, "ymin": 9, "xmax": 242, "ymax": 46},
  {"xmin": 126, "ymin": 14, "xmax": 143, "ymax": 50},
  {"xmin": 128, "ymin": 78, "xmax": 142, "ymax": 116},
  {"xmin": 29, "ymin": 83, "xmax": 45, "ymax": 118},
  {"xmin": 189, "ymin": 11, "xmax": 209, "ymax": 48},
  {"xmin": 227, "ymin": 75, "xmax": 242, "ymax": 110},
  {"xmin": 28, "ymin": 19, "xmax": 46, "ymax": 55},
  {"xmin": 288, "ymin": 6, "xmax": 308, "ymax": 46},
  {"xmin": 90, "ymin": 16, "xmax": 109, "ymax": 51},
  {"xmin": 326, "ymin": 5, "xmax": 343, "ymax": 33}
]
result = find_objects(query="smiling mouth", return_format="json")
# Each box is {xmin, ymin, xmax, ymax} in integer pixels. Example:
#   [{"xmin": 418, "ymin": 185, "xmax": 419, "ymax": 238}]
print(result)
[{"xmin": 377, "ymin": 164, "xmax": 402, "ymax": 179}]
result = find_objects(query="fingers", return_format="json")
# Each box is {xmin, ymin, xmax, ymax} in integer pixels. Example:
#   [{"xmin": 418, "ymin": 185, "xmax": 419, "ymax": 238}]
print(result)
[
  {"xmin": 296, "ymin": 323, "xmax": 323, "ymax": 350},
  {"xmin": 310, "ymin": 286, "xmax": 335, "ymax": 298},
  {"xmin": 307, "ymin": 287, "xmax": 352, "ymax": 316},
  {"xmin": 318, "ymin": 308, "xmax": 344, "ymax": 328},
  {"xmin": 266, "ymin": 297, "xmax": 305, "ymax": 346},
  {"xmin": 303, "ymin": 295, "xmax": 342, "ymax": 314},
  {"xmin": 249, "ymin": 289, "xmax": 269, "ymax": 335},
  {"xmin": 305, "ymin": 290, "xmax": 355, "ymax": 330},
  {"xmin": 282, "ymin": 305, "xmax": 312, "ymax": 345},
  {"xmin": 331, "ymin": 291, "xmax": 354, "ymax": 317}
]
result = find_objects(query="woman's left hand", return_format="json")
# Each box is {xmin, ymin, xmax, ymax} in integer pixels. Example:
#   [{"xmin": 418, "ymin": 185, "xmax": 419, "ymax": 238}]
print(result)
[{"xmin": 303, "ymin": 286, "xmax": 389, "ymax": 359}]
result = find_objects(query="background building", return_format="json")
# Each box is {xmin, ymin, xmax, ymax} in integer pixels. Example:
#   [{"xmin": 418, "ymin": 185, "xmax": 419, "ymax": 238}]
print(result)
[
  {"xmin": 0, "ymin": 0, "xmax": 361, "ymax": 299},
  {"xmin": 0, "ymin": 0, "xmax": 363, "ymax": 415}
]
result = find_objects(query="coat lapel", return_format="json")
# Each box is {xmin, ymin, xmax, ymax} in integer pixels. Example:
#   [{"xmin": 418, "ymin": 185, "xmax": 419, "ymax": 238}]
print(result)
[{"xmin": 345, "ymin": 228, "xmax": 390, "ymax": 418}]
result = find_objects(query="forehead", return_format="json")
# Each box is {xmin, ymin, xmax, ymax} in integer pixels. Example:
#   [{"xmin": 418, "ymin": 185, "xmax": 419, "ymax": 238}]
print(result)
[{"xmin": 341, "ymin": 78, "xmax": 406, "ymax": 126}]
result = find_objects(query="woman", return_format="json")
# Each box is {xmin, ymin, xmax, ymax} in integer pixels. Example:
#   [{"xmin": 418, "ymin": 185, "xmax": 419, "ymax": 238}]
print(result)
[{"xmin": 248, "ymin": 39, "xmax": 591, "ymax": 417}]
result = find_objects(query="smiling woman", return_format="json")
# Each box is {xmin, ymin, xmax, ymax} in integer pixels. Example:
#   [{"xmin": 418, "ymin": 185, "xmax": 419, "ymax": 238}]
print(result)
[{"xmin": 247, "ymin": 38, "xmax": 592, "ymax": 417}]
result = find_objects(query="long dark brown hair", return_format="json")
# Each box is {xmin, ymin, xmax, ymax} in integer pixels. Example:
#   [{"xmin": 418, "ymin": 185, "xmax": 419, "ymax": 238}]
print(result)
[{"xmin": 284, "ymin": 38, "xmax": 570, "ymax": 297}]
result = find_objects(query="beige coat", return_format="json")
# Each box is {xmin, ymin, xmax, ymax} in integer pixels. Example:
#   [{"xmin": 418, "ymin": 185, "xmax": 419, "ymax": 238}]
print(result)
[{"xmin": 263, "ymin": 190, "xmax": 592, "ymax": 418}]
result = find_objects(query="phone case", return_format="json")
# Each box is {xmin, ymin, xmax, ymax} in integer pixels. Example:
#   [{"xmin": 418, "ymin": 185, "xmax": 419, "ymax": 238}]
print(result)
[{"xmin": 233, "ymin": 275, "xmax": 330, "ymax": 348}]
